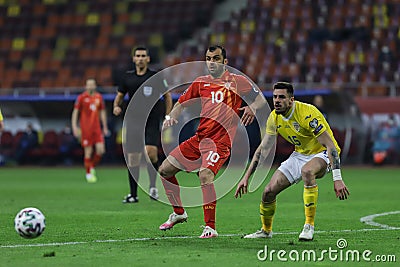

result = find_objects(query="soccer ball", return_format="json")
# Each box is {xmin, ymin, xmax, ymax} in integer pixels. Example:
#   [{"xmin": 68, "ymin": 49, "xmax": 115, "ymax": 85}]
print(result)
[{"xmin": 14, "ymin": 207, "xmax": 46, "ymax": 239}]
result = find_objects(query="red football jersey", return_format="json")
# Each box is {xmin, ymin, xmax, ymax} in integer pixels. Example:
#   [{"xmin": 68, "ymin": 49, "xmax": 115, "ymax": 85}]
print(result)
[
  {"xmin": 178, "ymin": 70, "xmax": 253, "ymax": 146},
  {"xmin": 74, "ymin": 91, "xmax": 105, "ymax": 134}
]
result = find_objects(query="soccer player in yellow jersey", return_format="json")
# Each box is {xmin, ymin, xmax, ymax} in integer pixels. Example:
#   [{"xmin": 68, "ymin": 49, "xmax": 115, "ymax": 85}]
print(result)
[{"xmin": 235, "ymin": 82, "xmax": 350, "ymax": 241}]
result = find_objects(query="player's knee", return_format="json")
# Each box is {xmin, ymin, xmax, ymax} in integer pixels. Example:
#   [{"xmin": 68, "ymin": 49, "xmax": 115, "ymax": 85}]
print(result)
[
  {"xmin": 158, "ymin": 162, "xmax": 172, "ymax": 178},
  {"xmin": 301, "ymin": 167, "xmax": 316, "ymax": 184},
  {"xmin": 147, "ymin": 152, "xmax": 158, "ymax": 164},
  {"xmin": 84, "ymin": 152, "xmax": 92, "ymax": 159},
  {"xmin": 198, "ymin": 169, "xmax": 214, "ymax": 185},
  {"xmin": 127, "ymin": 153, "xmax": 141, "ymax": 167},
  {"xmin": 262, "ymin": 186, "xmax": 277, "ymax": 202},
  {"xmin": 301, "ymin": 166, "xmax": 314, "ymax": 179},
  {"xmin": 199, "ymin": 175, "xmax": 213, "ymax": 185},
  {"xmin": 145, "ymin": 146, "xmax": 158, "ymax": 162},
  {"xmin": 158, "ymin": 167, "xmax": 167, "ymax": 177}
]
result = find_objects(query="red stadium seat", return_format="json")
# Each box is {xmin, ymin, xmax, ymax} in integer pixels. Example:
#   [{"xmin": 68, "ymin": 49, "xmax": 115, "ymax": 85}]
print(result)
[
  {"xmin": 26, "ymin": 130, "xmax": 60, "ymax": 165},
  {"xmin": 0, "ymin": 131, "xmax": 15, "ymax": 159}
]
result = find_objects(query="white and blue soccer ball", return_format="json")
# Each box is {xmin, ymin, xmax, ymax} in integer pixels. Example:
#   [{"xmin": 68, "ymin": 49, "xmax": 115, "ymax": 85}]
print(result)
[{"xmin": 14, "ymin": 207, "xmax": 46, "ymax": 239}]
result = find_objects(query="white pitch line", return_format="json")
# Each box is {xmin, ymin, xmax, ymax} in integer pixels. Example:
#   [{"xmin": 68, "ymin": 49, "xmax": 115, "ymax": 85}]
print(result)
[
  {"xmin": 359, "ymin": 210, "xmax": 400, "ymax": 230},
  {"xmin": 1, "ymin": 227, "xmax": 399, "ymax": 249}
]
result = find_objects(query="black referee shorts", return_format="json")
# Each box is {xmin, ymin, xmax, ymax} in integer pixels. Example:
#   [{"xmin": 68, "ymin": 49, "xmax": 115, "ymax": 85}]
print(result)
[
  {"xmin": 144, "ymin": 117, "xmax": 161, "ymax": 147},
  {"xmin": 125, "ymin": 116, "xmax": 161, "ymax": 152}
]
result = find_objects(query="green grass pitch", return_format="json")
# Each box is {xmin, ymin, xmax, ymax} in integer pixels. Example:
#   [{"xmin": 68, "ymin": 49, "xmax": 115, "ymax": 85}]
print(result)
[{"xmin": 0, "ymin": 166, "xmax": 399, "ymax": 266}]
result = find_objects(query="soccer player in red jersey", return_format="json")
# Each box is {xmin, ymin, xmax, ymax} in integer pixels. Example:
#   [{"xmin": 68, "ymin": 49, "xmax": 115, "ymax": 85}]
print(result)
[
  {"xmin": 158, "ymin": 45, "xmax": 266, "ymax": 238},
  {"xmin": 72, "ymin": 78, "xmax": 109, "ymax": 183}
]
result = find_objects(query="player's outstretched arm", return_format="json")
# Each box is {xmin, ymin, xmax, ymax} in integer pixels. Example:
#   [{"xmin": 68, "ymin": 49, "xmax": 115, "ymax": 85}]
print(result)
[
  {"xmin": 163, "ymin": 102, "xmax": 183, "ymax": 128},
  {"xmin": 317, "ymin": 132, "xmax": 350, "ymax": 200},
  {"xmin": 235, "ymin": 133, "xmax": 275, "ymax": 198},
  {"xmin": 238, "ymin": 94, "xmax": 266, "ymax": 126}
]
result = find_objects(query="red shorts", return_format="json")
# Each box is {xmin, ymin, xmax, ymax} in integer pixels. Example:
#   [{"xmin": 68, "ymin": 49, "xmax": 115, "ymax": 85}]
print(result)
[
  {"xmin": 81, "ymin": 129, "xmax": 104, "ymax": 147},
  {"xmin": 169, "ymin": 135, "xmax": 230, "ymax": 175}
]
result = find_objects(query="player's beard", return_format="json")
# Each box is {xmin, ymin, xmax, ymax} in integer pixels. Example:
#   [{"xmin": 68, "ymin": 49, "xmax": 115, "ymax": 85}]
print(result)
[
  {"xmin": 274, "ymin": 105, "xmax": 289, "ymax": 115},
  {"xmin": 208, "ymin": 63, "xmax": 225, "ymax": 78}
]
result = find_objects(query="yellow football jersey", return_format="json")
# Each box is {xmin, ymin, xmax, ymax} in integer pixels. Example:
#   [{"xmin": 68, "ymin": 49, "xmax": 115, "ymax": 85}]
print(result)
[
  {"xmin": 266, "ymin": 100, "xmax": 340, "ymax": 155},
  {"xmin": 0, "ymin": 108, "xmax": 3, "ymax": 121}
]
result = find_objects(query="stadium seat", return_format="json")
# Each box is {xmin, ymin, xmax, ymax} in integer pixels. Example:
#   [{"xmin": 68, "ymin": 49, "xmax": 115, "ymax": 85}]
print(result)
[
  {"xmin": 0, "ymin": 131, "xmax": 15, "ymax": 160},
  {"xmin": 29, "ymin": 130, "xmax": 61, "ymax": 165},
  {"xmin": 0, "ymin": 0, "xmax": 399, "ymax": 94}
]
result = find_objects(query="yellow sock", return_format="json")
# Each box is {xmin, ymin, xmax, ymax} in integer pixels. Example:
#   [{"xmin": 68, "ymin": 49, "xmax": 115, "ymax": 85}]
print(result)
[
  {"xmin": 303, "ymin": 185, "xmax": 318, "ymax": 226},
  {"xmin": 260, "ymin": 200, "xmax": 276, "ymax": 233}
]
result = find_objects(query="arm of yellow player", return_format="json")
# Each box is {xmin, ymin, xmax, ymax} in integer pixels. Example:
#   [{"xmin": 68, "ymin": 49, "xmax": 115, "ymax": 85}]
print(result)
[
  {"xmin": 316, "ymin": 131, "xmax": 350, "ymax": 200},
  {"xmin": 235, "ymin": 133, "xmax": 275, "ymax": 198}
]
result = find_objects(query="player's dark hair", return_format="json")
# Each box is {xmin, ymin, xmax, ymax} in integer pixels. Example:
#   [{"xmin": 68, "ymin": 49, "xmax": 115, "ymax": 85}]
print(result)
[
  {"xmin": 273, "ymin": 82, "xmax": 294, "ymax": 97},
  {"xmin": 132, "ymin": 46, "xmax": 149, "ymax": 56},
  {"xmin": 207, "ymin": 45, "xmax": 227, "ymax": 60}
]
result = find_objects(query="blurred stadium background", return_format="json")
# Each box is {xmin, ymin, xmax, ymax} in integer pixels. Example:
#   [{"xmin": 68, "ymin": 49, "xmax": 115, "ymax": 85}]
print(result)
[{"xmin": 0, "ymin": 0, "xmax": 399, "ymax": 166}]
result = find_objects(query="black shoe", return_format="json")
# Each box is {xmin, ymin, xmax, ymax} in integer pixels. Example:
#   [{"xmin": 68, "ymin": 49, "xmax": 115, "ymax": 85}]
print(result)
[{"xmin": 122, "ymin": 194, "xmax": 139, "ymax": 203}]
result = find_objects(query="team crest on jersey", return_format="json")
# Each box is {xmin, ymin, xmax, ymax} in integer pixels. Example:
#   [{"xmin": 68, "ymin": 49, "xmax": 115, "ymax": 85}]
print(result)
[
  {"xmin": 292, "ymin": 122, "xmax": 300, "ymax": 132},
  {"xmin": 143, "ymin": 86, "xmax": 153, "ymax": 96},
  {"xmin": 224, "ymin": 82, "xmax": 231, "ymax": 89},
  {"xmin": 309, "ymin": 118, "xmax": 318, "ymax": 128}
]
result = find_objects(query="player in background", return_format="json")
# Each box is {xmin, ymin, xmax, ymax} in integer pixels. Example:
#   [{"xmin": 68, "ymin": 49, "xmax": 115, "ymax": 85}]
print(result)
[
  {"xmin": 113, "ymin": 46, "xmax": 172, "ymax": 203},
  {"xmin": 0, "ymin": 107, "xmax": 4, "ymax": 132},
  {"xmin": 235, "ymin": 82, "xmax": 350, "ymax": 240},
  {"xmin": 158, "ymin": 45, "xmax": 266, "ymax": 238},
  {"xmin": 72, "ymin": 78, "xmax": 109, "ymax": 183}
]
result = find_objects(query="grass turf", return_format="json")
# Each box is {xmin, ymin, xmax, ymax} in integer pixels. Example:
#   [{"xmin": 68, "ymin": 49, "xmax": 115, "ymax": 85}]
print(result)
[{"xmin": 0, "ymin": 166, "xmax": 399, "ymax": 266}]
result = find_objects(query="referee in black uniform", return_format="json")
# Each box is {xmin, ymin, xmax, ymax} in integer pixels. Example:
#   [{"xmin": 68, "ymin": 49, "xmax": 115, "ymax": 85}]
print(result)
[{"xmin": 113, "ymin": 46, "xmax": 172, "ymax": 203}]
